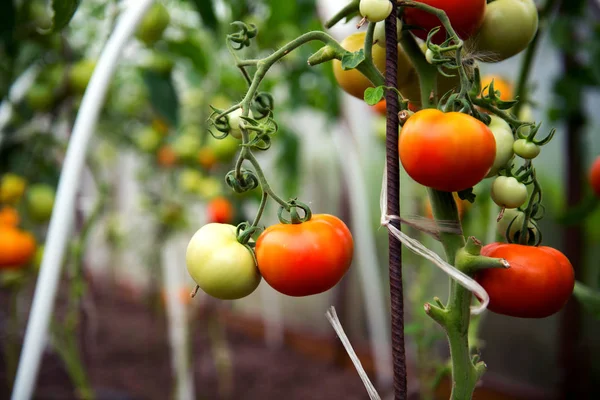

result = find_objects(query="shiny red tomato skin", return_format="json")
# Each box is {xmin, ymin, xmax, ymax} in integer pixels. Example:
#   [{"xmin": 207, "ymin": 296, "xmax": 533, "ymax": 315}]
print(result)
[
  {"xmin": 403, "ymin": 0, "xmax": 487, "ymax": 44},
  {"xmin": 399, "ymin": 109, "xmax": 496, "ymax": 192},
  {"xmin": 255, "ymin": 214, "xmax": 353, "ymax": 297},
  {"xmin": 476, "ymin": 243, "xmax": 575, "ymax": 318}
]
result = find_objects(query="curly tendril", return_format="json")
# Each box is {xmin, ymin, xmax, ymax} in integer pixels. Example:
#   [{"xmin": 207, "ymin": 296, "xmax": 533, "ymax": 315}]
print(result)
[
  {"xmin": 228, "ymin": 22, "xmax": 258, "ymax": 50},
  {"xmin": 251, "ymin": 92, "xmax": 275, "ymax": 119},
  {"xmin": 225, "ymin": 169, "xmax": 259, "ymax": 193},
  {"xmin": 277, "ymin": 200, "xmax": 312, "ymax": 224}
]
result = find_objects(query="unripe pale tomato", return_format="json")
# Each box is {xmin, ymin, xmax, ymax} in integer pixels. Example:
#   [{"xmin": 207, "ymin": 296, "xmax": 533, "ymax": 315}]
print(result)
[
  {"xmin": 172, "ymin": 131, "xmax": 202, "ymax": 162},
  {"xmin": 68, "ymin": 59, "xmax": 96, "ymax": 94},
  {"xmin": 486, "ymin": 115, "xmax": 514, "ymax": 178},
  {"xmin": 255, "ymin": 214, "xmax": 353, "ymax": 297},
  {"xmin": 136, "ymin": 3, "xmax": 170, "ymax": 46},
  {"xmin": 186, "ymin": 223, "xmax": 261, "ymax": 300},
  {"xmin": 26, "ymin": 84, "xmax": 54, "ymax": 111},
  {"xmin": 0, "ymin": 174, "xmax": 27, "ymax": 205},
  {"xmin": 360, "ymin": 0, "xmax": 393, "ymax": 23},
  {"xmin": 134, "ymin": 127, "xmax": 163, "ymax": 153},
  {"xmin": 491, "ymin": 176, "xmax": 528, "ymax": 209},
  {"xmin": 476, "ymin": 243, "xmax": 574, "ymax": 318},
  {"xmin": 178, "ymin": 169, "xmax": 204, "ymax": 194},
  {"xmin": 399, "ymin": 109, "xmax": 496, "ymax": 192},
  {"xmin": 208, "ymin": 134, "xmax": 239, "ymax": 163},
  {"xmin": 590, "ymin": 156, "xmax": 600, "ymax": 198},
  {"xmin": 26, "ymin": 183, "xmax": 55, "ymax": 223},
  {"xmin": 513, "ymin": 139, "xmax": 540, "ymax": 160},
  {"xmin": 206, "ymin": 197, "xmax": 234, "ymax": 224},
  {"xmin": 403, "ymin": 0, "xmax": 486, "ymax": 44},
  {"xmin": 496, "ymin": 208, "xmax": 537, "ymax": 243},
  {"xmin": 470, "ymin": 0, "xmax": 539, "ymax": 62},
  {"xmin": 0, "ymin": 226, "xmax": 36, "ymax": 268},
  {"xmin": 373, "ymin": 19, "xmax": 403, "ymax": 48},
  {"xmin": 333, "ymin": 32, "xmax": 415, "ymax": 100}
]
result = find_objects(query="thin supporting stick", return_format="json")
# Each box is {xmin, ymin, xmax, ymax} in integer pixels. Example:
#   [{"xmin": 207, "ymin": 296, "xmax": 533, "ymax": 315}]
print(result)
[
  {"xmin": 384, "ymin": 4, "xmax": 407, "ymax": 400},
  {"xmin": 11, "ymin": 1, "xmax": 155, "ymax": 399}
]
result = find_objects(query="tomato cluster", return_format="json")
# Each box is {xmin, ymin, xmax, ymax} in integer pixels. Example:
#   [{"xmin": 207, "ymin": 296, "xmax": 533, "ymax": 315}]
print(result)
[{"xmin": 186, "ymin": 213, "xmax": 353, "ymax": 300}]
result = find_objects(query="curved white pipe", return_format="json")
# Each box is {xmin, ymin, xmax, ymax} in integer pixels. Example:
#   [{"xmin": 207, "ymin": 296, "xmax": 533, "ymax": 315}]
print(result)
[{"xmin": 11, "ymin": 1, "xmax": 154, "ymax": 399}]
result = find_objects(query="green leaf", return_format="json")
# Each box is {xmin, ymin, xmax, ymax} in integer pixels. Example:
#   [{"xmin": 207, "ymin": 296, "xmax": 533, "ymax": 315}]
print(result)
[
  {"xmin": 166, "ymin": 37, "xmax": 208, "ymax": 75},
  {"xmin": 0, "ymin": 0, "xmax": 16, "ymax": 58},
  {"xmin": 341, "ymin": 49, "xmax": 365, "ymax": 70},
  {"xmin": 364, "ymin": 86, "xmax": 384, "ymax": 106},
  {"xmin": 573, "ymin": 281, "xmax": 600, "ymax": 319},
  {"xmin": 556, "ymin": 193, "xmax": 599, "ymax": 225},
  {"xmin": 51, "ymin": 0, "xmax": 81, "ymax": 31},
  {"xmin": 186, "ymin": 0, "xmax": 218, "ymax": 33},
  {"xmin": 142, "ymin": 70, "xmax": 179, "ymax": 128}
]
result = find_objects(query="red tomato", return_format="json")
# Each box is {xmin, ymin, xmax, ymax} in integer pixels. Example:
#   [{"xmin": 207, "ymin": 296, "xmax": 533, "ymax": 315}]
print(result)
[
  {"xmin": 206, "ymin": 197, "xmax": 234, "ymax": 224},
  {"xmin": 255, "ymin": 214, "xmax": 353, "ymax": 297},
  {"xmin": 399, "ymin": 109, "xmax": 496, "ymax": 192},
  {"xmin": 403, "ymin": 0, "xmax": 486, "ymax": 44},
  {"xmin": 476, "ymin": 243, "xmax": 575, "ymax": 318},
  {"xmin": 589, "ymin": 156, "xmax": 600, "ymax": 197}
]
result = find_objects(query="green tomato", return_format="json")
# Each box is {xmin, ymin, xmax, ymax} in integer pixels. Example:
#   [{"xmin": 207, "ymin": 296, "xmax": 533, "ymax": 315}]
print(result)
[
  {"xmin": 209, "ymin": 134, "xmax": 239, "ymax": 163},
  {"xmin": 178, "ymin": 169, "xmax": 204, "ymax": 194},
  {"xmin": 186, "ymin": 223, "xmax": 261, "ymax": 300},
  {"xmin": 486, "ymin": 115, "xmax": 515, "ymax": 178},
  {"xmin": 134, "ymin": 127, "xmax": 163, "ymax": 153},
  {"xmin": 145, "ymin": 51, "xmax": 174, "ymax": 76},
  {"xmin": 136, "ymin": 3, "xmax": 170, "ymax": 46},
  {"xmin": 513, "ymin": 138, "xmax": 540, "ymax": 159},
  {"xmin": 360, "ymin": 0, "xmax": 393, "ymax": 23},
  {"xmin": 470, "ymin": 0, "xmax": 539, "ymax": 61},
  {"xmin": 373, "ymin": 19, "xmax": 402, "ymax": 48},
  {"xmin": 172, "ymin": 130, "xmax": 202, "ymax": 161},
  {"xmin": 26, "ymin": 84, "xmax": 54, "ymax": 111},
  {"xmin": 197, "ymin": 176, "xmax": 222, "ymax": 199},
  {"xmin": 491, "ymin": 176, "xmax": 528, "ymax": 209},
  {"xmin": 28, "ymin": 0, "xmax": 52, "ymax": 31},
  {"xmin": 227, "ymin": 108, "xmax": 249, "ymax": 139},
  {"xmin": 26, "ymin": 183, "xmax": 55, "ymax": 222},
  {"xmin": 496, "ymin": 208, "xmax": 537, "ymax": 243},
  {"xmin": 69, "ymin": 60, "xmax": 96, "ymax": 94}
]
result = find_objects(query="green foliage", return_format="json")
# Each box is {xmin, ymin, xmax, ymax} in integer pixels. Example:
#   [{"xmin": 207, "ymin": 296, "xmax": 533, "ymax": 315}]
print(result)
[
  {"xmin": 51, "ymin": 0, "xmax": 81, "ymax": 32},
  {"xmin": 186, "ymin": 0, "xmax": 218, "ymax": 33},
  {"xmin": 142, "ymin": 70, "xmax": 179, "ymax": 128}
]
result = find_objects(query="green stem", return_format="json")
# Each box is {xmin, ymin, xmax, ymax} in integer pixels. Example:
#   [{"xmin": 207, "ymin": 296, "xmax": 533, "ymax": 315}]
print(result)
[
  {"xmin": 250, "ymin": 191, "xmax": 269, "ymax": 228},
  {"xmin": 513, "ymin": 0, "xmax": 559, "ymax": 116},
  {"xmin": 324, "ymin": 0, "xmax": 360, "ymax": 29},
  {"xmin": 399, "ymin": 34, "xmax": 437, "ymax": 108}
]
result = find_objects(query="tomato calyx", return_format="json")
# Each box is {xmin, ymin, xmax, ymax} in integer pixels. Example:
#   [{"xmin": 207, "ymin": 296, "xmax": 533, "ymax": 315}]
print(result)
[{"xmin": 277, "ymin": 200, "xmax": 312, "ymax": 224}]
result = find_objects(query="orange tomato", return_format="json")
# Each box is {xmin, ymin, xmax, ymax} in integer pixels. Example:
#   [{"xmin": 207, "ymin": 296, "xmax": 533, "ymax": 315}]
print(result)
[
  {"xmin": 399, "ymin": 109, "xmax": 496, "ymax": 192},
  {"xmin": 372, "ymin": 100, "xmax": 387, "ymax": 116},
  {"xmin": 157, "ymin": 145, "xmax": 178, "ymax": 167},
  {"xmin": 255, "ymin": 214, "xmax": 353, "ymax": 297},
  {"xmin": 206, "ymin": 197, "xmax": 234, "ymax": 224},
  {"xmin": 480, "ymin": 74, "xmax": 513, "ymax": 101},
  {"xmin": 0, "ymin": 226, "xmax": 37, "ymax": 268},
  {"xmin": 589, "ymin": 156, "xmax": 600, "ymax": 197},
  {"xmin": 0, "ymin": 207, "xmax": 19, "ymax": 227},
  {"xmin": 476, "ymin": 243, "xmax": 574, "ymax": 318},
  {"xmin": 197, "ymin": 147, "xmax": 218, "ymax": 170}
]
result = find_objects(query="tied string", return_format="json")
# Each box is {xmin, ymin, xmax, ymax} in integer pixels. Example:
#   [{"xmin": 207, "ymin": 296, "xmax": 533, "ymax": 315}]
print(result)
[{"xmin": 379, "ymin": 165, "xmax": 490, "ymax": 315}]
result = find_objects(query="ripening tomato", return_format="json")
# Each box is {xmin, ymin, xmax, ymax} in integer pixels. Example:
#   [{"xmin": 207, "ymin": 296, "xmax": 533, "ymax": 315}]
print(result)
[
  {"xmin": 399, "ymin": 109, "xmax": 496, "ymax": 192},
  {"xmin": 481, "ymin": 75, "xmax": 513, "ymax": 101},
  {"xmin": 403, "ymin": 0, "xmax": 487, "ymax": 44},
  {"xmin": 372, "ymin": 100, "xmax": 387, "ymax": 116},
  {"xmin": 0, "ymin": 174, "xmax": 27, "ymax": 205},
  {"xmin": 476, "ymin": 243, "xmax": 574, "ymax": 318},
  {"xmin": 333, "ymin": 32, "xmax": 415, "ymax": 100},
  {"xmin": 470, "ymin": 0, "xmax": 539, "ymax": 62},
  {"xmin": 197, "ymin": 147, "xmax": 217, "ymax": 169},
  {"xmin": 207, "ymin": 197, "xmax": 234, "ymax": 224},
  {"xmin": 186, "ymin": 223, "xmax": 261, "ymax": 300},
  {"xmin": 0, "ymin": 226, "xmax": 37, "ymax": 268},
  {"xmin": 157, "ymin": 145, "xmax": 178, "ymax": 167},
  {"xmin": 0, "ymin": 207, "xmax": 19, "ymax": 227},
  {"xmin": 590, "ymin": 156, "xmax": 600, "ymax": 198},
  {"xmin": 255, "ymin": 214, "xmax": 353, "ymax": 297}
]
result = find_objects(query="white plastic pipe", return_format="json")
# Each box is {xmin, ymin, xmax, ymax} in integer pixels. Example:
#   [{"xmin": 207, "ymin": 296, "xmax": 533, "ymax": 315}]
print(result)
[
  {"xmin": 331, "ymin": 126, "xmax": 393, "ymax": 388},
  {"xmin": 162, "ymin": 236, "xmax": 195, "ymax": 400},
  {"xmin": 11, "ymin": 1, "xmax": 155, "ymax": 399}
]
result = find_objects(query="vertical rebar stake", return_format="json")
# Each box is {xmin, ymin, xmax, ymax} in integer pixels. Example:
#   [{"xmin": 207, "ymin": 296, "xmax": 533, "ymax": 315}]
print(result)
[{"xmin": 384, "ymin": 3, "xmax": 407, "ymax": 400}]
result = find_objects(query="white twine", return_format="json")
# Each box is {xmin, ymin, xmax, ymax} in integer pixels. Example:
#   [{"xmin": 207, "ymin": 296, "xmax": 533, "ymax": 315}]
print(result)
[
  {"xmin": 379, "ymin": 165, "xmax": 489, "ymax": 315},
  {"xmin": 325, "ymin": 307, "xmax": 382, "ymax": 400}
]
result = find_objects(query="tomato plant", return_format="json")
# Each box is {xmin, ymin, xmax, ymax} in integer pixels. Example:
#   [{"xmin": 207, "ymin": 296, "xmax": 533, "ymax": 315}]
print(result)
[
  {"xmin": 186, "ymin": 223, "xmax": 261, "ymax": 300},
  {"xmin": 470, "ymin": 0, "xmax": 539, "ymax": 62},
  {"xmin": 255, "ymin": 214, "xmax": 353, "ymax": 297},
  {"xmin": 403, "ymin": 0, "xmax": 487, "ymax": 43},
  {"xmin": 476, "ymin": 243, "xmax": 574, "ymax": 318},
  {"xmin": 486, "ymin": 115, "xmax": 515, "ymax": 178},
  {"xmin": 590, "ymin": 156, "xmax": 600, "ymax": 197},
  {"xmin": 399, "ymin": 109, "xmax": 496, "ymax": 192}
]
